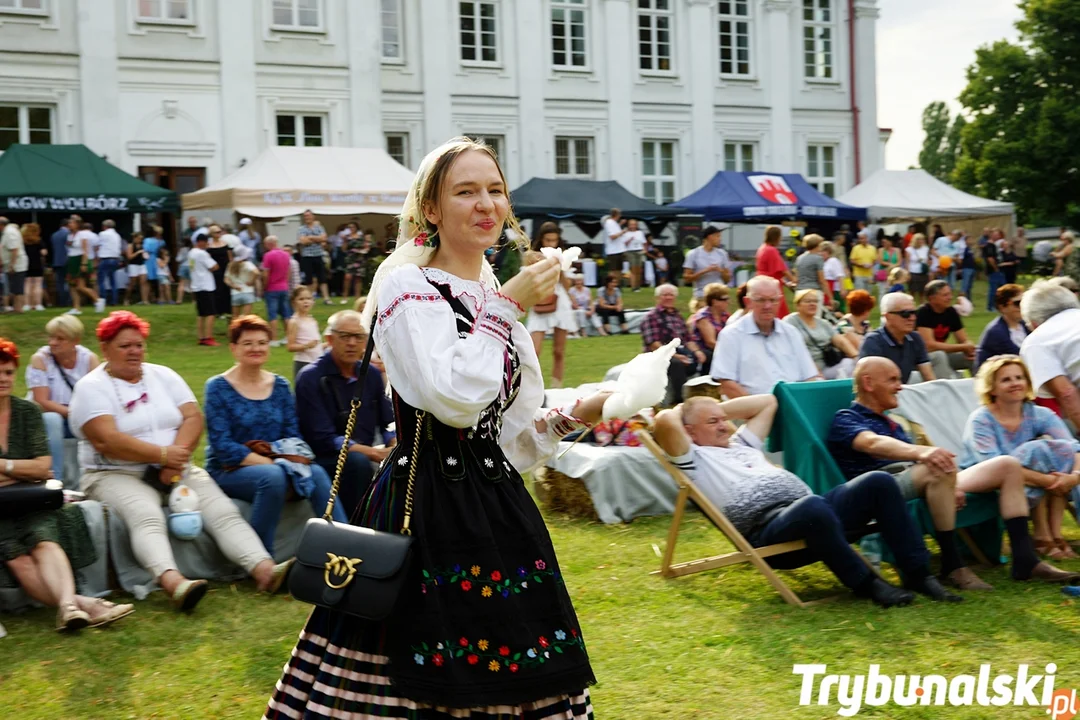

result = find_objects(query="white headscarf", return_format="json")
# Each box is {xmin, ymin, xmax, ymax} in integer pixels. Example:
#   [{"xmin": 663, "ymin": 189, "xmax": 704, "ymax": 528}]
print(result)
[{"xmin": 361, "ymin": 138, "xmax": 503, "ymax": 329}]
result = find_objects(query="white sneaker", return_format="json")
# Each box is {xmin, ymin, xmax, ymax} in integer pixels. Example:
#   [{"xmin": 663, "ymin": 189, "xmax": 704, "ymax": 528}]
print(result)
[
  {"xmin": 94, "ymin": 298, "xmax": 106, "ymax": 312},
  {"xmin": 270, "ymin": 339, "xmax": 285, "ymax": 348},
  {"xmin": 66, "ymin": 308, "xmax": 82, "ymax": 315},
  {"xmin": 35, "ymin": 304, "xmax": 45, "ymax": 311}
]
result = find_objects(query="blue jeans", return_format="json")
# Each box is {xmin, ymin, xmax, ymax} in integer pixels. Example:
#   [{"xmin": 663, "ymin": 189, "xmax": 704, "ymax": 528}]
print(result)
[
  {"xmin": 214, "ymin": 462, "xmax": 344, "ymax": 555},
  {"xmin": 42, "ymin": 411, "xmax": 68, "ymax": 488},
  {"xmin": 97, "ymin": 257, "xmax": 120, "ymax": 305},
  {"xmin": 52, "ymin": 265, "xmax": 69, "ymax": 306},
  {"xmin": 986, "ymin": 271, "xmax": 1005, "ymax": 310},
  {"xmin": 265, "ymin": 290, "xmax": 292, "ymax": 322},
  {"xmin": 961, "ymin": 267, "xmax": 975, "ymax": 298},
  {"xmin": 316, "ymin": 451, "xmax": 375, "ymax": 521},
  {"xmin": 752, "ymin": 471, "xmax": 930, "ymax": 589}
]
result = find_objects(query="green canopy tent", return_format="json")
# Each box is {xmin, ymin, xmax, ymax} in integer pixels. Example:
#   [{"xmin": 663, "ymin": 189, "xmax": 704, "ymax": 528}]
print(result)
[{"xmin": 0, "ymin": 144, "xmax": 177, "ymax": 214}]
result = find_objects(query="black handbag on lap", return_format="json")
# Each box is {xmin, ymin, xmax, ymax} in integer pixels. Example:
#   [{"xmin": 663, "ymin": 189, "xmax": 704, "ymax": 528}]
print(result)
[
  {"xmin": 289, "ymin": 312, "xmax": 419, "ymax": 620},
  {"xmin": 0, "ymin": 482, "xmax": 63, "ymax": 519}
]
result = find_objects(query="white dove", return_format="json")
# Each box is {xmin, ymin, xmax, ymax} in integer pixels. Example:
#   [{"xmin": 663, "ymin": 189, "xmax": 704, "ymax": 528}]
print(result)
[
  {"xmin": 600, "ymin": 338, "xmax": 680, "ymax": 421},
  {"xmin": 539, "ymin": 246, "xmax": 582, "ymax": 272}
]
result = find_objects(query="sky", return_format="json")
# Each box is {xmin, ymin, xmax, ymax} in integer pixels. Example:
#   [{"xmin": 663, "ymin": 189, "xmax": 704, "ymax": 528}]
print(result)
[{"xmin": 876, "ymin": 0, "xmax": 1022, "ymax": 170}]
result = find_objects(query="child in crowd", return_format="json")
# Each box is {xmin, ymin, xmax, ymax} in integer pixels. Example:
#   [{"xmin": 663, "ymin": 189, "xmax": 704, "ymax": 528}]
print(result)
[
  {"xmin": 286, "ymin": 286, "xmax": 322, "ymax": 379},
  {"xmin": 176, "ymin": 240, "xmax": 191, "ymax": 304},
  {"xmin": 821, "ymin": 241, "xmax": 846, "ymax": 310},
  {"xmin": 156, "ymin": 250, "xmax": 174, "ymax": 305},
  {"xmin": 285, "ymin": 245, "xmax": 302, "ymax": 293},
  {"xmin": 887, "ymin": 266, "xmax": 910, "ymax": 294},
  {"xmin": 225, "ymin": 247, "xmax": 259, "ymax": 317}
]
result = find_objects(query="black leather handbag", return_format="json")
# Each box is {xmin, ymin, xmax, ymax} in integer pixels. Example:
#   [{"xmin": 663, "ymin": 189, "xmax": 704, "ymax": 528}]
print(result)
[
  {"xmin": 0, "ymin": 482, "xmax": 64, "ymax": 519},
  {"xmin": 288, "ymin": 314, "xmax": 421, "ymax": 620}
]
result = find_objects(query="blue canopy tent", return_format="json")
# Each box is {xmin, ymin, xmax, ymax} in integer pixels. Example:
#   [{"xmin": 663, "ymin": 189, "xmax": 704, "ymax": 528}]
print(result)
[{"xmin": 671, "ymin": 171, "xmax": 866, "ymax": 223}]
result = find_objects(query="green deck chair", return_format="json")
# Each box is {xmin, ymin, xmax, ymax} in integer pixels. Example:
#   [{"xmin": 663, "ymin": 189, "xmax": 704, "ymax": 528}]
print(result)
[{"xmin": 769, "ymin": 380, "xmax": 1002, "ymax": 566}]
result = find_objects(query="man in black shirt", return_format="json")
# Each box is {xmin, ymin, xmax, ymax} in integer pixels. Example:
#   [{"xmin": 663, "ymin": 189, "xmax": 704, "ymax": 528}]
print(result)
[{"xmin": 915, "ymin": 280, "xmax": 974, "ymax": 379}]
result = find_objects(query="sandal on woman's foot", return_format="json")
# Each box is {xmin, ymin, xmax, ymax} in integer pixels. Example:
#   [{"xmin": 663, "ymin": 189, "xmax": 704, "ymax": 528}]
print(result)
[
  {"xmin": 1054, "ymin": 538, "xmax": 1079, "ymax": 560},
  {"xmin": 56, "ymin": 602, "xmax": 90, "ymax": 632},
  {"xmin": 1035, "ymin": 539, "xmax": 1056, "ymax": 557},
  {"xmin": 263, "ymin": 558, "xmax": 295, "ymax": 595},
  {"xmin": 171, "ymin": 579, "xmax": 208, "ymax": 612},
  {"xmin": 87, "ymin": 598, "xmax": 135, "ymax": 628}
]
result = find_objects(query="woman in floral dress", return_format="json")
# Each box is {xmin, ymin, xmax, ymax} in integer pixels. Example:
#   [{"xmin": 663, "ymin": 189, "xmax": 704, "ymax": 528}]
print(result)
[{"xmin": 265, "ymin": 137, "xmax": 615, "ymax": 719}]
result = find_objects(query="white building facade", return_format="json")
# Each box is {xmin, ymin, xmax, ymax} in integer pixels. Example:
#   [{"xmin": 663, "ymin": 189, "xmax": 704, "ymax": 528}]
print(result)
[{"xmin": 0, "ymin": 0, "xmax": 882, "ymax": 205}]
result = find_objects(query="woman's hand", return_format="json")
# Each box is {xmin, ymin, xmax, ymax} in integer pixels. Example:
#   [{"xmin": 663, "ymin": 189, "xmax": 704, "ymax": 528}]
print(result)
[
  {"xmin": 1048, "ymin": 471, "xmax": 1080, "ymax": 496},
  {"xmin": 163, "ymin": 445, "xmax": 192, "ymax": 469},
  {"xmin": 501, "ymin": 257, "xmax": 561, "ymax": 310}
]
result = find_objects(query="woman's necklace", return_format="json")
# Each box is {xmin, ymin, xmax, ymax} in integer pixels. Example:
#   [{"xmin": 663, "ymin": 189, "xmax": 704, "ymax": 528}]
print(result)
[{"xmin": 106, "ymin": 364, "xmax": 149, "ymax": 414}]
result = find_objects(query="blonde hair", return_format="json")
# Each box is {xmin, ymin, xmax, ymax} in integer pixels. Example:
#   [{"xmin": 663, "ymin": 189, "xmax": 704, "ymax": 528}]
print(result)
[
  {"xmin": 975, "ymin": 355, "xmax": 1035, "ymax": 406},
  {"xmin": 803, "ymin": 233, "xmax": 824, "ymax": 251},
  {"xmin": 361, "ymin": 137, "xmax": 527, "ymax": 326},
  {"xmin": 819, "ymin": 241, "xmax": 834, "ymax": 256},
  {"xmin": 887, "ymin": 266, "xmax": 909, "ymax": 286},
  {"xmin": 45, "ymin": 314, "xmax": 85, "ymax": 341},
  {"xmin": 912, "ymin": 233, "xmax": 927, "ymax": 246},
  {"xmin": 793, "ymin": 288, "xmax": 821, "ymax": 305}
]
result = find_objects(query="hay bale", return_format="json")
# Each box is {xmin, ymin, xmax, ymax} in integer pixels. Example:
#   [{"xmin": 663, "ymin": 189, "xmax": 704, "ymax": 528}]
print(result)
[{"xmin": 533, "ymin": 467, "xmax": 600, "ymax": 521}]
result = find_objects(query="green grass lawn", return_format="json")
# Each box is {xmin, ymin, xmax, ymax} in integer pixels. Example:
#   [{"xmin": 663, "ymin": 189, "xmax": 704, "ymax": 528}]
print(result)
[{"xmin": 2, "ymin": 278, "xmax": 1078, "ymax": 720}]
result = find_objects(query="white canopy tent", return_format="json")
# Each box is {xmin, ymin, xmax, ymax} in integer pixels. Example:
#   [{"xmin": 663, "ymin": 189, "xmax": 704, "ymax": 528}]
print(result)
[
  {"xmin": 181, "ymin": 146, "xmax": 414, "ymax": 218},
  {"xmin": 837, "ymin": 169, "xmax": 1014, "ymax": 222}
]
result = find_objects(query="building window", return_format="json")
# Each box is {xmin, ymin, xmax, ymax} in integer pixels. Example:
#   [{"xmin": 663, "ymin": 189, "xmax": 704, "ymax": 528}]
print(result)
[
  {"xmin": 465, "ymin": 134, "xmax": 504, "ymax": 163},
  {"xmin": 272, "ymin": 0, "xmax": 321, "ymax": 30},
  {"xmin": 803, "ymin": 0, "xmax": 834, "ymax": 80},
  {"xmin": 723, "ymin": 142, "xmax": 755, "ymax": 172},
  {"xmin": 460, "ymin": 1, "xmax": 498, "ymax": 64},
  {"xmin": 807, "ymin": 144, "xmax": 837, "ymax": 196},
  {"xmin": 641, "ymin": 140, "xmax": 676, "ymax": 204},
  {"xmin": 276, "ymin": 114, "xmax": 325, "ymax": 147},
  {"xmin": 554, "ymin": 137, "xmax": 593, "ymax": 179},
  {"xmin": 381, "ymin": 0, "xmax": 403, "ymax": 61},
  {"xmin": 0, "ymin": 105, "xmax": 52, "ymax": 152},
  {"xmin": 385, "ymin": 132, "xmax": 409, "ymax": 167},
  {"xmin": 0, "ymin": 0, "xmax": 45, "ymax": 13},
  {"xmin": 136, "ymin": 0, "xmax": 192, "ymax": 22},
  {"xmin": 551, "ymin": 0, "xmax": 587, "ymax": 69},
  {"xmin": 637, "ymin": 0, "xmax": 672, "ymax": 73},
  {"xmin": 717, "ymin": 1, "xmax": 751, "ymax": 76}
]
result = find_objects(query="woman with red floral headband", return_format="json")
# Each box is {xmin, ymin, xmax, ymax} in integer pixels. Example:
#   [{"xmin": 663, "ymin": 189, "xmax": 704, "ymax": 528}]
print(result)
[{"xmin": 67, "ymin": 312, "xmax": 291, "ymax": 611}]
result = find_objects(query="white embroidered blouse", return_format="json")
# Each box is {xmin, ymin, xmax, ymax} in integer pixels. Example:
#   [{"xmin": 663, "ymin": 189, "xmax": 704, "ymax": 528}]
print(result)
[{"xmin": 375, "ymin": 264, "xmax": 564, "ymax": 473}]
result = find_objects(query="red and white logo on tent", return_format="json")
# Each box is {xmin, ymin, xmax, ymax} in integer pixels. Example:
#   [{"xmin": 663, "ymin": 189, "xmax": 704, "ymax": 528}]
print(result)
[{"xmin": 748, "ymin": 175, "xmax": 798, "ymax": 205}]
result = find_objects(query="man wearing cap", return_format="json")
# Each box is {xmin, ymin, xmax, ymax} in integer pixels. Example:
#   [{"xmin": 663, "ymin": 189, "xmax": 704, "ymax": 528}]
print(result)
[
  {"xmin": 238, "ymin": 218, "xmax": 262, "ymax": 264},
  {"xmin": 683, "ymin": 226, "xmax": 731, "ymax": 303},
  {"xmin": 849, "ymin": 231, "xmax": 877, "ymax": 292}
]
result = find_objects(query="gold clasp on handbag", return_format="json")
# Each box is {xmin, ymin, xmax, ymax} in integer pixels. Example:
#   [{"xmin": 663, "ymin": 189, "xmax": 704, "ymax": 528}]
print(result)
[{"xmin": 324, "ymin": 553, "xmax": 363, "ymax": 589}]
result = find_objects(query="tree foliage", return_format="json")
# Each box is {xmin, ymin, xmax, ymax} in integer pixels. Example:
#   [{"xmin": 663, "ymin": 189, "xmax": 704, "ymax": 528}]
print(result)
[
  {"xmin": 917, "ymin": 101, "xmax": 965, "ymax": 181},
  {"xmin": 953, "ymin": 0, "xmax": 1080, "ymax": 226}
]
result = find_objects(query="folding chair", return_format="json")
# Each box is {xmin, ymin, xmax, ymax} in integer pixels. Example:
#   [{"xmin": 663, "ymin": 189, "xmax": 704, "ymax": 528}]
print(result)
[{"xmin": 638, "ymin": 430, "xmax": 858, "ymax": 608}]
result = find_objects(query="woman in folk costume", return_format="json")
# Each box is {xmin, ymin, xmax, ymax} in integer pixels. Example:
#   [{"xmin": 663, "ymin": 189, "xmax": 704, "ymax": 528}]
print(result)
[{"xmin": 265, "ymin": 137, "xmax": 666, "ymax": 719}]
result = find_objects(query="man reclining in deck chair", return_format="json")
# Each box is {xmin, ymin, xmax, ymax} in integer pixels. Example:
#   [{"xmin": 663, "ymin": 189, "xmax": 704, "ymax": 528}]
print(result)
[
  {"xmin": 653, "ymin": 394, "xmax": 961, "ymax": 608},
  {"xmin": 827, "ymin": 356, "xmax": 1080, "ymax": 589}
]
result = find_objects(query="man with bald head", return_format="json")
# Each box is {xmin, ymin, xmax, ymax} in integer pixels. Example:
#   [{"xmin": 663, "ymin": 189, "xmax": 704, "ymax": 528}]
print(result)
[
  {"xmin": 710, "ymin": 276, "xmax": 821, "ymax": 398},
  {"xmin": 828, "ymin": 357, "xmax": 1080, "ymax": 587},
  {"xmin": 654, "ymin": 393, "xmax": 953, "ymax": 607}
]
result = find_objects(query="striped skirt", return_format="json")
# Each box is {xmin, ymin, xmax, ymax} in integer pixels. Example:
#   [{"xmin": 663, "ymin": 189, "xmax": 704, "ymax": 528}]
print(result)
[{"xmin": 264, "ymin": 627, "xmax": 594, "ymax": 720}]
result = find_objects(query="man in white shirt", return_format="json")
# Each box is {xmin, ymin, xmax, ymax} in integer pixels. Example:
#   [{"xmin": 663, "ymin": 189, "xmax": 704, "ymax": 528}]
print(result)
[
  {"xmin": 710, "ymin": 276, "xmax": 821, "ymax": 397},
  {"xmin": 653, "ymin": 393, "xmax": 939, "ymax": 607},
  {"xmin": 933, "ymin": 230, "xmax": 960, "ymax": 287},
  {"xmin": 1020, "ymin": 280, "xmax": 1080, "ymax": 431},
  {"xmin": 682, "ymin": 226, "xmax": 731, "ymax": 299},
  {"xmin": 602, "ymin": 208, "xmax": 627, "ymax": 273},
  {"xmin": 0, "ymin": 217, "xmax": 28, "ymax": 313},
  {"xmin": 187, "ymin": 234, "xmax": 220, "ymax": 347},
  {"xmin": 96, "ymin": 219, "xmax": 123, "ymax": 307}
]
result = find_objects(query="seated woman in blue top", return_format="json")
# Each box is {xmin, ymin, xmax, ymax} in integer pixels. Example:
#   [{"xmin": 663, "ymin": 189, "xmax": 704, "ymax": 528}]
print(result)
[
  {"xmin": 974, "ymin": 283, "xmax": 1029, "ymax": 373},
  {"xmin": 204, "ymin": 315, "xmax": 343, "ymax": 556},
  {"xmin": 960, "ymin": 355, "xmax": 1080, "ymax": 561}
]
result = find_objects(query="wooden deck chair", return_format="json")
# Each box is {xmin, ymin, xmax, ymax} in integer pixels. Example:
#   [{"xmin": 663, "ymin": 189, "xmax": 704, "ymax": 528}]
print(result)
[{"xmin": 638, "ymin": 429, "xmax": 853, "ymax": 608}]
